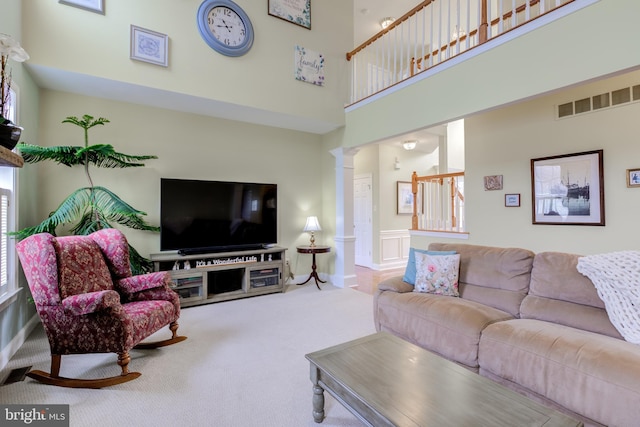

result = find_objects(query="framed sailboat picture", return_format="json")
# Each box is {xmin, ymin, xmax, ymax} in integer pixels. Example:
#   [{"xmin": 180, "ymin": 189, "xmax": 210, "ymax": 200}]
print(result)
[{"xmin": 531, "ymin": 150, "xmax": 604, "ymax": 225}]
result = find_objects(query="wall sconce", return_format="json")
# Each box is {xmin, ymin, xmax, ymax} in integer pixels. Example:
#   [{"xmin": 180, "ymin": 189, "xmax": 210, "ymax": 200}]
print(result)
[
  {"xmin": 403, "ymin": 140, "xmax": 417, "ymax": 150},
  {"xmin": 380, "ymin": 17, "xmax": 395, "ymax": 30},
  {"xmin": 303, "ymin": 216, "xmax": 322, "ymax": 247}
]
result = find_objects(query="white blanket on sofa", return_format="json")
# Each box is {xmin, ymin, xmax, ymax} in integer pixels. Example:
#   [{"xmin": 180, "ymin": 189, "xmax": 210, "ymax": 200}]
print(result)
[{"xmin": 577, "ymin": 251, "xmax": 640, "ymax": 344}]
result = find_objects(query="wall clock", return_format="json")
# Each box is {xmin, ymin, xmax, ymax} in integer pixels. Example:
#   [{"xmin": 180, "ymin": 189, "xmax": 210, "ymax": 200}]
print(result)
[{"xmin": 197, "ymin": 0, "xmax": 254, "ymax": 57}]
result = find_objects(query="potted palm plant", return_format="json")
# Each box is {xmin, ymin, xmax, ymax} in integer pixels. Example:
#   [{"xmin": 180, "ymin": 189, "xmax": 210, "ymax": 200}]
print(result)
[
  {"xmin": 14, "ymin": 114, "xmax": 160, "ymax": 273},
  {"xmin": 0, "ymin": 33, "xmax": 29, "ymax": 149}
]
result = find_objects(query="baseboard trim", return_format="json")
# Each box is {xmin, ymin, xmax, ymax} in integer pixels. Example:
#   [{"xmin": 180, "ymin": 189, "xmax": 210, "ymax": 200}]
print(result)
[{"xmin": 0, "ymin": 314, "xmax": 40, "ymax": 371}]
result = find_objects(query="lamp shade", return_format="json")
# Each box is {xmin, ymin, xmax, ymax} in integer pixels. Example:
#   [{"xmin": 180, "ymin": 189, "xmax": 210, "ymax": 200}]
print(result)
[{"xmin": 303, "ymin": 216, "xmax": 322, "ymax": 232}]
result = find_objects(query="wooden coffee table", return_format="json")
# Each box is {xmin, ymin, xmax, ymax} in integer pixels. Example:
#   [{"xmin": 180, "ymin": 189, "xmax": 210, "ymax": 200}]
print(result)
[{"xmin": 305, "ymin": 332, "xmax": 583, "ymax": 427}]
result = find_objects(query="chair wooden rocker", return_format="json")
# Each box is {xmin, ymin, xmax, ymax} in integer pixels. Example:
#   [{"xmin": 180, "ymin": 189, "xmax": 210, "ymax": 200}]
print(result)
[{"xmin": 16, "ymin": 228, "xmax": 187, "ymax": 388}]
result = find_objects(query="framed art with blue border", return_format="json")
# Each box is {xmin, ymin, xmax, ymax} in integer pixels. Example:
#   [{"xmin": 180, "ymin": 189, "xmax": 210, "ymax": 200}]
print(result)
[
  {"xmin": 505, "ymin": 193, "xmax": 520, "ymax": 207},
  {"xmin": 130, "ymin": 25, "xmax": 169, "ymax": 67},
  {"xmin": 197, "ymin": 0, "xmax": 254, "ymax": 57}
]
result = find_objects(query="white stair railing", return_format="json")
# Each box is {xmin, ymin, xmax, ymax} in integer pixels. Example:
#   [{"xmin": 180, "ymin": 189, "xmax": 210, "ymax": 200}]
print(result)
[
  {"xmin": 412, "ymin": 171, "xmax": 466, "ymax": 233},
  {"xmin": 347, "ymin": 0, "xmax": 575, "ymax": 105}
]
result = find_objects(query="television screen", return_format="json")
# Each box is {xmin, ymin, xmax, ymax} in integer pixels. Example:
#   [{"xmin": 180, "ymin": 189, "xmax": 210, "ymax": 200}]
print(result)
[{"xmin": 160, "ymin": 178, "xmax": 277, "ymax": 253}]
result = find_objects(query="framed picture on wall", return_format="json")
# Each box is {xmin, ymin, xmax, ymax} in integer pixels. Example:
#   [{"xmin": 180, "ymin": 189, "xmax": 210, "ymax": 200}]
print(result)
[
  {"xmin": 397, "ymin": 181, "xmax": 415, "ymax": 215},
  {"xmin": 59, "ymin": 0, "xmax": 104, "ymax": 14},
  {"xmin": 268, "ymin": 0, "xmax": 311, "ymax": 29},
  {"xmin": 627, "ymin": 168, "xmax": 640, "ymax": 187},
  {"xmin": 505, "ymin": 193, "xmax": 520, "ymax": 207},
  {"xmin": 531, "ymin": 150, "xmax": 604, "ymax": 225},
  {"xmin": 130, "ymin": 25, "xmax": 169, "ymax": 67}
]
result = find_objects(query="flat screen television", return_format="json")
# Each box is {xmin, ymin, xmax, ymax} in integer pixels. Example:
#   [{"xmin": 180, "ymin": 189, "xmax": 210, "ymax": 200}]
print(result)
[{"xmin": 160, "ymin": 178, "xmax": 277, "ymax": 254}]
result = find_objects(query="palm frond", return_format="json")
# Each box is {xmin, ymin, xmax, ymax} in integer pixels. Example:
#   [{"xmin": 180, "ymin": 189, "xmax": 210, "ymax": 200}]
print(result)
[
  {"xmin": 88, "ymin": 187, "xmax": 160, "ymax": 231},
  {"xmin": 10, "ymin": 186, "xmax": 158, "ymax": 240},
  {"xmin": 77, "ymin": 144, "xmax": 158, "ymax": 168},
  {"xmin": 128, "ymin": 244, "xmax": 154, "ymax": 274},
  {"xmin": 62, "ymin": 115, "xmax": 110, "ymax": 130},
  {"xmin": 17, "ymin": 144, "xmax": 83, "ymax": 167},
  {"xmin": 18, "ymin": 143, "xmax": 157, "ymax": 168}
]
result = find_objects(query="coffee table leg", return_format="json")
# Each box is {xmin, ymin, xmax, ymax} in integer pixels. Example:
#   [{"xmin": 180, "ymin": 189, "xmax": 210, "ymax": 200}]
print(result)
[
  {"xmin": 312, "ymin": 384, "xmax": 325, "ymax": 423},
  {"xmin": 310, "ymin": 365, "xmax": 325, "ymax": 423}
]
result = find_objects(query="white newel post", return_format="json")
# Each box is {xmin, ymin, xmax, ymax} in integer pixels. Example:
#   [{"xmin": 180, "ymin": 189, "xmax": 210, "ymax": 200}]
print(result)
[{"xmin": 330, "ymin": 147, "xmax": 359, "ymax": 288}]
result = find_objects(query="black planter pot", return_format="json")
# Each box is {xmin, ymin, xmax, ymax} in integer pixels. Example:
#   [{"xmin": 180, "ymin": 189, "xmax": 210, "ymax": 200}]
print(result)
[{"xmin": 0, "ymin": 122, "xmax": 22, "ymax": 150}]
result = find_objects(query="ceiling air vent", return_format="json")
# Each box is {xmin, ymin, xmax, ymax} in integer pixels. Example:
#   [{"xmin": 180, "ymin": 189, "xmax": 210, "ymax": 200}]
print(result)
[{"xmin": 557, "ymin": 84, "xmax": 640, "ymax": 119}]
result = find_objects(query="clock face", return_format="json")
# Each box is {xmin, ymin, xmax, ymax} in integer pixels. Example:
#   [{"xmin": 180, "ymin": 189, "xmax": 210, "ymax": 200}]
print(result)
[
  {"xmin": 208, "ymin": 6, "xmax": 247, "ymax": 47},
  {"xmin": 197, "ymin": 0, "xmax": 254, "ymax": 57}
]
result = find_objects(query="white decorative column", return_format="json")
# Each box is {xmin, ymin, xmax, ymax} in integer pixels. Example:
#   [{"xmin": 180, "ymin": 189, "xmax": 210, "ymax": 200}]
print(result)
[{"xmin": 330, "ymin": 147, "xmax": 359, "ymax": 288}]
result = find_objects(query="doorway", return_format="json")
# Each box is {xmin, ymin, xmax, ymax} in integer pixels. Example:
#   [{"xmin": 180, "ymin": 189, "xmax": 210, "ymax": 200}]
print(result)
[{"xmin": 354, "ymin": 174, "xmax": 373, "ymax": 268}]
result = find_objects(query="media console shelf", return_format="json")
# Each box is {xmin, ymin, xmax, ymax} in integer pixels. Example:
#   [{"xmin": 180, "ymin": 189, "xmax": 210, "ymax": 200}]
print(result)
[{"xmin": 150, "ymin": 246, "xmax": 286, "ymax": 307}]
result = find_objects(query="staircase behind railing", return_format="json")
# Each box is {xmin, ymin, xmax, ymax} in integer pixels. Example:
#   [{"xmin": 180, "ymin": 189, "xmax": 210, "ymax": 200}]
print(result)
[
  {"xmin": 347, "ymin": 0, "xmax": 575, "ymax": 105},
  {"xmin": 412, "ymin": 171, "xmax": 466, "ymax": 233}
]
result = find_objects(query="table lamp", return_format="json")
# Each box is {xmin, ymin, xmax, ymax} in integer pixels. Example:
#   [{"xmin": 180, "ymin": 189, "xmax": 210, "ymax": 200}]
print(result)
[{"xmin": 303, "ymin": 216, "xmax": 322, "ymax": 247}]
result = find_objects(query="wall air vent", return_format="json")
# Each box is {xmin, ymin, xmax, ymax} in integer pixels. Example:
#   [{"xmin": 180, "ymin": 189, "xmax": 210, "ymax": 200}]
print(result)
[{"xmin": 557, "ymin": 84, "xmax": 640, "ymax": 119}]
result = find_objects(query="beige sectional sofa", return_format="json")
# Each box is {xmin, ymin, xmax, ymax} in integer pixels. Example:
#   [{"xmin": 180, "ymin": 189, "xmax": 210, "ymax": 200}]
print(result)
[{"xmin": 374, "ymin": 243, "xmax": 640, "ymax": 427}]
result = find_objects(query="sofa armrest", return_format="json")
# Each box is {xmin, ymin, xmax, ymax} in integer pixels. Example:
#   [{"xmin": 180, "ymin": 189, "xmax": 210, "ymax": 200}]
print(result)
[
  {"xmin": 116, "ymin": 271, "xmax": 170, "ymax": 295},
  {"xmin": 61, "ymin": 290, "xmax": 121, "ymax": 316},
  {"xmin": 377, "ymin": 276, "xmax": 414, "ymax": 293}
]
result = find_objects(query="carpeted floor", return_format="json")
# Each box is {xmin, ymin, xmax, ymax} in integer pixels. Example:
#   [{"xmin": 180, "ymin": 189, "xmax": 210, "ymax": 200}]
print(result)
[{"xmin": 0, "ymin": 284, "xmax": 376, "ymax": 427}]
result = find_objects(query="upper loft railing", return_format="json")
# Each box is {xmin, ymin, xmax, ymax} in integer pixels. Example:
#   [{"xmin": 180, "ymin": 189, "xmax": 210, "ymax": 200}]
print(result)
[
  {"xmin": 411, "ymin": 171, "xmax": 466, "ymax": 234},
  {"xmin": 347, "ymin": 0, "xmax": 575, "ymax": 105}
]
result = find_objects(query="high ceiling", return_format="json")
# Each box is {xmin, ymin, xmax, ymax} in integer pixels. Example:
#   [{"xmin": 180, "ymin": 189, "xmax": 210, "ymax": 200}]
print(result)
[
  {"xmin": 354, "ymin": 0, "xmax": 420, "ymax": 47},
  {"xmin": 28, "ymin": 1, "xmax": 441, "ymax": 147},
  {"xmin": 353, "ymin": 1, "xmax": 447, "ymax": 153}
]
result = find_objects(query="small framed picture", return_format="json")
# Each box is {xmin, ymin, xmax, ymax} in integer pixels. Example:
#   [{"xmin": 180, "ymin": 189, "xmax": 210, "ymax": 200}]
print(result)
[
  {"xmin": 505, "ymin": 193, "xmax": 520, "ymax": 207},
  {"xmin": 627, "ymin": 168, "xmax": 640, "ymax": 188},
  {"xmin": 397, "ymin": 181, "xmax": 413, "ymax": 215},
  {"xmin": 269, "ymin": 0, "xmax": 311, "ymax": 29},
  {"xmin": 484, "ymin": 175, "xmax": 503, "ymax": 191},
  {"xmin": 58, "ymin": 0, "xmax": 104, "ymax": 14},
  {"xmin": 130, "ymin": 25, "xmax": 168, "ymax": 67}
]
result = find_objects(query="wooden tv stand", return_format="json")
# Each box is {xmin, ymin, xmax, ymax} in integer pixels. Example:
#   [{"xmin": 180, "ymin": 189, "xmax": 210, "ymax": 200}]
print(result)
[{"xmin": 150, "ymin": 246, "xmax": 286, "ymax": 308}]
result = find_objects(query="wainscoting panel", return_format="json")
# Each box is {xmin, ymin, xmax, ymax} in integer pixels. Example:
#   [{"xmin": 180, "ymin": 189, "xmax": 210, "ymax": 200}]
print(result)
[{"xmin": 377, "ymin": 230, "xmax": 411, "ymax": 270}]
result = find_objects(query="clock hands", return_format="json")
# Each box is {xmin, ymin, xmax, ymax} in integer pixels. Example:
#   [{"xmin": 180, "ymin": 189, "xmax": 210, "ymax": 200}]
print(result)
[{"xmin": 216, "ymin": 19, "xmax": 233, "ymax": 32}]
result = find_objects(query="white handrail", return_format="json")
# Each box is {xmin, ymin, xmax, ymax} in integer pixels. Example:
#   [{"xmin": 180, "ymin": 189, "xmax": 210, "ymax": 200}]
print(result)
[
  {"xmin": 347, "ymin": 0, "xmax": 575, "ymax": 105},
  {"xmin": 412, "ymin": 171, "xmax": 465, "ymax": 233}
]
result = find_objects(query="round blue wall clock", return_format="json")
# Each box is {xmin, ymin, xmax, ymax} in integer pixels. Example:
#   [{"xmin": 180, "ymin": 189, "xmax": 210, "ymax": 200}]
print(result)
[{"xmin": 197, "ymin": 0, "xmax": 254, "ymax": 57}]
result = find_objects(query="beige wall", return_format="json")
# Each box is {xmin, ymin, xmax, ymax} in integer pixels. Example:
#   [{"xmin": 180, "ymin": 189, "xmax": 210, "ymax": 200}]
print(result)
[
  {"xmin": 22, "ymin": 0, "xmax": 353, "ymax": 130},
  {"xmin": 33, "ymin": 90, "xmax": 325, "ymax": 269},
  {"xmin": 353, "ymin": 143, "xmax": 438, "ymax": 265},
  {"xmin": 413, "ymin": 69, "xmax": 640, "ymax": 255},
  {"xmin": 343, "ymin": 0, "xmax": 640, "ymax": 147}
]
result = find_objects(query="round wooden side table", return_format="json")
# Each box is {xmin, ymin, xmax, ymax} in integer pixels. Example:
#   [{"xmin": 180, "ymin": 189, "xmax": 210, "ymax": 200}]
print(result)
[{"xmin": 296, "ymin": 245, "xmax": 331, "ymax": 290}]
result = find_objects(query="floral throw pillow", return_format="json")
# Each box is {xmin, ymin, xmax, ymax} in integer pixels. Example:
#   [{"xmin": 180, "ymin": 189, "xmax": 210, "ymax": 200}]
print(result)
[{"xmin": 414, "ymin": 252, "xmax": 461, "ymax": 296}]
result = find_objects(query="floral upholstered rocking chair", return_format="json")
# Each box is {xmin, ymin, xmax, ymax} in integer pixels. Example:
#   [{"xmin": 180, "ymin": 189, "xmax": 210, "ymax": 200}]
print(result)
[{"xmin": 16, "ymin": 228, "xmax": 187, "ymax": 388}]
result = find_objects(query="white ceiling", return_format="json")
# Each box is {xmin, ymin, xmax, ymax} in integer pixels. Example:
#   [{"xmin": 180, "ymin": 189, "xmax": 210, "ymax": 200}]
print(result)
[
  {"xmin": 354, "ymin": 0, "xmax": 419, "ymax": 47},
  {"xmin": 28, "ymin": 1, "xmax": 442, "ymax": 148}
]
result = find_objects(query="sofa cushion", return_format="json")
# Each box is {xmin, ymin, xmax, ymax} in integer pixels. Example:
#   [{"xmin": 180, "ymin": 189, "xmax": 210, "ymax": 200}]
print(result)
[
  {"xmin": 414, "ymin": 252, "xmax": 460, "ymax": 296},
  {"xmin": 374, "ymin": 290, "xmax": 513, "ymax": 369},
  {"xmin": 428, "ymin": 243, "xmax": 534, "ymax": 317},
  {"xmin": 522, "ymin": 251, "xmax": 621, "ymax": 338},
  {"xmin": 479, "ymin": 319, "xmax": 640, "ymax": 427},
  {"xmin": 402, "ymin": 248, "xmax": 457, "ymax": 285}
]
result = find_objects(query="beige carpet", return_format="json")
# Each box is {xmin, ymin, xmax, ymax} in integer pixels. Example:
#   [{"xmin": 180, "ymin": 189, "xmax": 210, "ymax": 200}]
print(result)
[{"xmin": 0, "ymin": 284, "xmax": 376, "ymax": 426}]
